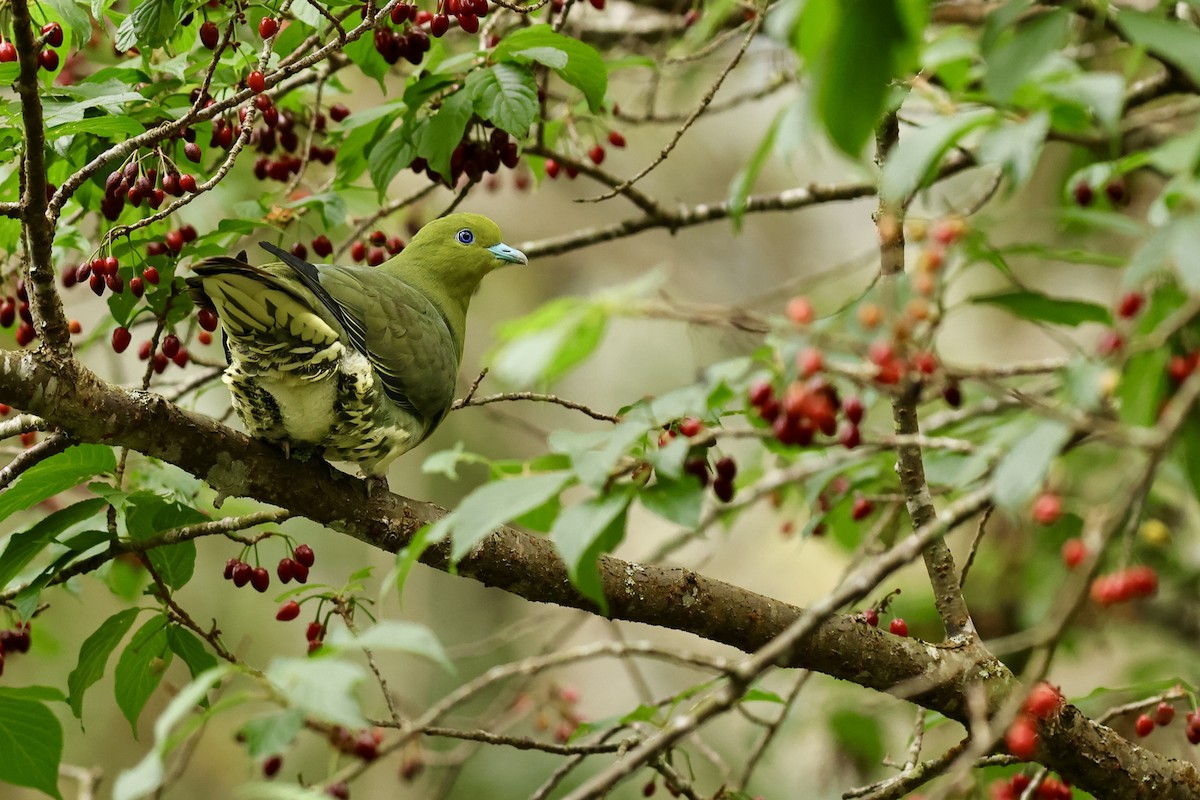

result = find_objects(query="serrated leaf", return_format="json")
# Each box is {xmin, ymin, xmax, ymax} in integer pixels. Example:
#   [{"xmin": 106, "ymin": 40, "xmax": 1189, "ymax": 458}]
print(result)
[
  {"xmin": 436, "ymin": 471, "xmax": 574, "ymax": 563},
  {"xmin": 342, "ymin": 24, "xmax": 389, "ymax": 89},
  {"xmin": 367, "ymin": 126, "xmax": 415, "ymax": 195},
  {"xmin": 265, "ymin": 658, "xmax": 367, "ymax": 729},
  {"xmin": 493, "ymin": 25, "xmax": 607, "ymax": 111},
  {"xmin": 128, "ymin": 0, "xmax": 179, "ymax": 49},
  {"xmin": 1117, "ymin": 8, "xmax": 1200, "ymax": 87},
  {"xmin": 468, "ymin": 63, "xmax": 538, "ymax": 137},
  {"xmin": 414, "ymin": 89, "xmax": 473, "ymax": 181},
  {"xmin": 114, "ymin": 616, "xmax": 172, "ymax": 736},
  {"xmin": 551, "ymin": 492, "xmax": 630, "ymax": 612},
  {"xmin": 0, "ymin": 691, "xmax": 63, "ymax": 799},
  {"xmin": 325, "ymin": 621, "xmax": 453, "ymax": 673},
  {"xmin": 166, "ymin": 627, "xmax": 218, "ymax": 680},
  {"xmin": 0, "ymin": 444, "xmax": 116, "ymax": 524},
  {"xmin": 992, "ymin": 420, "xmax": 1071, "ymax": 510},
  {"xmin": 970, "ymin": 290, "xmax": 1111, "ymax": 327},
  {"xmin": 113, "ymin": 665, "xmax": 231, "ymax": 800},
  {"xmin": 0, "ymin": 497, "xmax": 107, "ymax": 590},
  {"xmin": 123, "ymin": 492, "xmax": 205, "ymax": 590},
  {"xmin": 881, "ymin": 110, "xmax": 997, "ymax": 202},
  {"xmin": 239, "ymin": 710, "xmax": 305, "ymax": 759},
  {"xmin": 68, "ymin": 607, "xmax": 142, "ymax": 720}
]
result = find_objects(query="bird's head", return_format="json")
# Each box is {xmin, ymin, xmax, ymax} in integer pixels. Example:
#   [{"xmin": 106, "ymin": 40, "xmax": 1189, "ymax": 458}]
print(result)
[{"xmin": 398, "ymin": 213, "xmax": 527, "ymax": 300}]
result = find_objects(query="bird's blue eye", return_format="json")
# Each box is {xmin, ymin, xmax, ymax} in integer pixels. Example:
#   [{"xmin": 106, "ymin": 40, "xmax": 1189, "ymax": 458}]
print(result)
[{"xmin": 456, "ymin": 229, "xmax": 474, "ymax": 245}]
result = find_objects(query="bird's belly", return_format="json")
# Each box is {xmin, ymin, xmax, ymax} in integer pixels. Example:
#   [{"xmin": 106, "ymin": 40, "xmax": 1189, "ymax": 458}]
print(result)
[{"xmin": 258, "ymin": 375, "xmax": 337, "ymax": 443}]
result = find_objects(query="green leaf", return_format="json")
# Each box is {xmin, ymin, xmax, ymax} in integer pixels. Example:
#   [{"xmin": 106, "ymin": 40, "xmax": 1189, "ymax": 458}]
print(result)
[
  {"xmin": 639, "ymin": 476, "xmax": 705, "ymax": 528},
  {"xmin": 978, "ymin": 111, "xmax": 1048, "ymax": 189},
  {"xmin": 801, "ymin": 0, "xmax": 926, "ymax": 156},
  {"xmin": 468, "ymin": 63, "xmax": 538, "ymax": 137},
  {"xmin": 1176, "ymin": 415, "xmax": 1200, "ymax": 504},
  {"xmin": 727, "ymin": 108, "xmax": 783, "ymax": 231},
  {"xmin": 0, "ymin": 445, "xmax": 116, "ymax": 524},
  {"xmin": 239, "ymin": 710, "xmax": 305, "ymax": 759},
  {"xmin": 265, "ymin": 658, "xmax": 367, "ymax": 730},
  {"xmin": 1118, "ymin": 349, "xmax": 1169, "ymax": 428},
  {"xmin": 549, "ymin": 421, "xmax": 652, "ymax": 489},
  {"xmin": 551, "ymin": 491, "xmax": 631, "ymax": 612},
  {"xmin": 0, "ymin": 691, "xmax": 63, "ymax": 799},
  {"xmin": 114, "ymin": 616, "xmax": 172, "ymax": 736},
  {"xmin": 325, "ymin": 621, "xmax": 453, "ymax": 673},
  {"xmin": 493, "ymin": 25, "xmax": 607, "ymax": 111},
  {"xmin": 1117, "ymin": 9, "xmax": 1200, "ymax": 88},
  {"xmin": 128, "ymin": 0, "xmax": 179, "ymax": 49},
  {"xmin": 992, "ymin": 419, "xmax": 1071, "ymax": 510},
  {"xmin": 982, "ymin": 8, "xmax": 1069, "ymax": 103},
  {"xmin": 969, "ymin": 290, "xmax": 1111, "ymax": 327},
  {"xmin": 113, "ymin": 665, "xmax": 231, "ymax": 800},
  {"xmin": 414, "ymin": 89, "xmax": 474, "ymax": 181},
  {"xmin": 367, "ymin": 126, "xmax": 416, "ymax": 195},
  {"xmin": 829, "ymin": 708, "xmax": 885, "ymax": 773},
  {"xmin": 68, "ymin": 607, "xmax": 142, "ymax": 720},
  {"xmin": 491, "ymin": 300, "xmax": 608, "ymax": 387},
  {"xmin": 342, "ymin": 22, "xmax": 390, "ymax": 89},
  {"xmin": 0, "ymin": 497, "xmax": 107, "ymax": 590},
  {"xmin": 123, "ymin": 492, "xmax": 206, "ymax": 590},
  {"xmin": 47, "ymin": 115, "xmax": 146, "ymax": 140},
  {"xmin": 880, "ymin": 110, "xmax": 997, "ymax": 202},
  {"xmin": 166, "ymin": 627, "xmax": 218, "ymax": 680},
  {"xmin": 435, "ymin": 471, "xmax": 574, "ymax": 563}
]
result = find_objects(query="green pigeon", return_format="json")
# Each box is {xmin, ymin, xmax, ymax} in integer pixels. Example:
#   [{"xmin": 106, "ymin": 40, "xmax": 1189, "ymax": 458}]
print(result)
[{"xmin": 186, "ymin": 212, "xmax": 527, "ymax": 478}]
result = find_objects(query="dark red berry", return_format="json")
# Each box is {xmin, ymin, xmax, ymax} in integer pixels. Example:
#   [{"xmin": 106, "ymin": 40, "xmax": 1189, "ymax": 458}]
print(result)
[
  {"xmin": 276, "ymin": 600, "xmax": 301, "ymax": 621},
  {"xmin": 292, "ymin": 561, "xmax": 309, "ymax": 583},
  {"xmin": 166, "ymin": 229, "xmax": 185, "ymax": 252},
  {"xmin": 200, "ymin": 21, "xmax": 220, "ymax": 49},
  {"xmin": 143, "ymin": 266, "xmax": 160, "ymax": 284},
  {"xmin": 862, "ymin": 608, "xmax": 879, "ymax": 626},
  {"xmin": 232, "ymin": 561, "xmax": 252, "ymax": 587},
  {"xmin": 305, "ymin": 620, "xmax": 323, "ymax": 641},
  {"xmin": 180, "ymin": 174, "xmax": 198, "ymax": 193},
  {"xmin": 262, "ymin": 754, "xmax": 283, "ymax": 778},
  {"xmin": 223, "ymin": 557, "xmax": 238, "ymax": 580},
  {"xmin": 38, "ymin": 49, "xmax": 59, "ymax": 71},
  {"xmin": 248, "ymin": 70, "xmax": 266, "ymax": 94},
  {"xmin": 329, "ymin": 103, "xmax": 350, "ymax": 122},
  {"xmin": 259, "ymin": 17, "xmax": 279, "ymax": 38},
  {"xmin": 198, "ymin": 308, "xmax": 219, "ymax": 331},
  {"xmin": 161, "ymin": 334, "xmax": 180, "ymax": 359},
  {"xmin": 15, "ymin": 323, "xmax": 35, "ymax": 347},
  {"xmin": 112, "ymin": 327, "xmax": 132, "ymax": 353},
  {"xmin": 42, "ymin": 23, "xmax": 64, "ymax": 48},
  {"xmin": 1073, "ymin": 181, "xmax": 1094, "ymax": 206},
  {"xmin": 0, "ymin": 42, "xmax": 16, "ymax": 63},
  {"xmin": 1136, "ymin": 714, "xmax": 1155, "ymax": 737},
  {"xmin": 843, "ymin": 395, "xmax": 864, "ymax": 425},
  {"xmin": 294, "ymin": 543, "xmax": 315, "ymax": 567},
  {"xmin": 350, "ymin": 241, "xmax": 367, "ymax": 262},
  {"xmin": 277, "ymin": 558, "xmax": 296, "ymax": 583},
  {"xmin": 588, "ymin": 144, "xmax": 605, "ymax": 165},
  {"xmin": 431, "ymin": 13, "xmax": 449, "ymax": 36},
  {"xmin": 312, "ymin": 235, "xmax": 333, "ymax": 257},
  {"xmin": 251, "ymin": 567, "xmax": 270, "ymax": 593},
  {"xmin": 1117, "ymin": 291, "xmax": 1145, "ymax": 319},
  {"xmin": 1154, "ymin": 702, "xmax": 1176, "ymax": 727},
  {"xmin": 889, "ymin": 618, "xmax": 908, "ymax": 637},
  {"xmin": 184, "ymin": 142, "xmax": 202, "ymax": 163},
  {"xmin": 607, "ymin": 130, "xmax": 626, "ymax": 148},
  {"xmin": 851, "ymin": 496, "xmax": 874, "ymax": 521}
]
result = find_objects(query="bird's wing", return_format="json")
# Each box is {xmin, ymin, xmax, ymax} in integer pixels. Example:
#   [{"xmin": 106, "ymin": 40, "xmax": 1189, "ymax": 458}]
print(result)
[{"xmin": 259, "ymin": 243, "xmax": 459, "ymax": 428}]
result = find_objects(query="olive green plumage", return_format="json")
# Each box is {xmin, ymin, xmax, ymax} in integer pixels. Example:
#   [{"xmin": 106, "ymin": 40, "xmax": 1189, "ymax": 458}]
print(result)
[{"xmin": 186, "ymin": 213, "xmax": 527, "ymax": 476}]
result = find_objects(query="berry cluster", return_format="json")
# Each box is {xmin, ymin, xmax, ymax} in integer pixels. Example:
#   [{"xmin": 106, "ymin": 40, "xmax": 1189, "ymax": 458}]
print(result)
[
  {"xmin": 224, "ymin": 558, "xmax": 272, "ymax": 592},
  {"xmin": 329, "ymin": 725, "xmax": 385, "ymax": 762},
  {"xmin": 524, "ymin": 683, "xmax": 584, "ymax": 744},
  {"xmin": 348, "ymin": 230, "xmax": 406, "ymax": 266},
  {"xmin": 749, "ymin": 375, "xmax": 859, "ymax": 450},
  {"xmin": 110, "ymin": 327, "xmax": 193, "ymax": 372},
  {"xmin": 407, "ymin": 125, "xmax": 522, "ymax": 186},
  {"xmin": 1135, "ymin": 701, "xmax": 1178, "ymax": 737},
  {"xmin": 1167, "ymin": 350, "xmax": 1199, "ymax": 384},
  {"xmin": 247, "ymin": 97, "xmax": 336, "ymax": 183},
  {"xmin": 228, "ymin": 543, "xmax": 313, "ymax": 594},
  {"xmin": 1, "ymin": 280, "xmax": 39, "ymax": 347},
  {"xmin": 0, "ymin": 22, "xmax": 64, "ymax": 71},
  {"xmin": 1072, "ymin": 176, "xmax": 1127, "ymax": 208},
  {"xmin": 102, "ymin": 156, "xmax": 200, "ymax": 221},
  {"xmin": 1005, "ymin": 682, "xmax": 1063, "ymax": 759},
  {"xmin": 0, "ymin": 623, "xmax": 32, "ymax": 677},
  {"xmin": 1088, "ymin": 565, "xmax": 1157, "ymax": 606},
  {"xmin": 544, "ymin": 130, "xmax": 627, "ymax": 179},
  {"xmin": 278, "ymin": 543, "xmax": 315, "ymax": 583},
  {"xmin": 372, "ymin": 4, "xmax": 435, "ymax": 65}
]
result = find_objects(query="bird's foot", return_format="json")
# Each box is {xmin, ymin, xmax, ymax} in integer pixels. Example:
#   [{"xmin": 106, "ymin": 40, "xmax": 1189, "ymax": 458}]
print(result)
[{"xmin": 362, "ymin": 472, "xmax": 390, "ymax": 497}]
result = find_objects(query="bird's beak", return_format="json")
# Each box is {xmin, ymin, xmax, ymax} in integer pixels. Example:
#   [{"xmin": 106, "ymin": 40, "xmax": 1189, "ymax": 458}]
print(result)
[{"xmin": 487, "ymin": 243, "xmax": 528, "ymax": 265}]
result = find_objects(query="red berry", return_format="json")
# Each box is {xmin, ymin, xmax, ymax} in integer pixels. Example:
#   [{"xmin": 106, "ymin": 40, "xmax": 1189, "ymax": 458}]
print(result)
[
  {"xmin": 843, "ymin": 395, "xmax": 864, "ymax": 425},
  {"xmin": 166, "ymin": 229, "xmax": 185, "ymax": 252},
  {"xmin": 291, "ymin": 242, "xmax": 308, "ymax": 259},
  {"xmin": 198, "ymin": 331, "xmax": 212, "ymax": 345},
  {"xmin": 838, "ymin": 423, "xmax": 861, "ymax": 450},
  {"xmin": 350, "ymin": 241, "xmax": 367, "ymax": 262},
  {"xmin": 179, "ymin": 174, "xmax": 198, "ymax": 193},
  {"xmin": 677, "ymin": 417, "xmax": 702, "ymax": 437},
  {"xmin": 161, "ymin": 334, "xmax": 180, "ymax": 359},
  {"xmin": 329, "ymin": 103, "xmax": 350, "ymax": 122},
  {"xmin": 545, "ymin": 159, "xmax": 560, "ymax": 179},
  {"xmin": 798, "ymin": 347, "xmax": 822, "ymax": 378},
  {"xmin": 588, "ymin": 144, "xmax": 605, "ymax": 164},
  {"xmin": 15, "ymin": 323, "xmax": 35, "ymax": 347},
  {"xmin": 200, "ymin": 21, "xmax": 219, "ymax": 49},
  {"xmin": 138, "ymin": 340, "xmax": 153, "ymax": 361},
  {"xmin": 607, "ymin": 130, "xmax": 626, "ymax": 148},
  {"xmin": 1105, "ymin": 179, "xmax": 1127, "ymax": 205},
  {"xmin": 1032, "ymin": 492, "xmax": 1062, "ymax": 526},
  {"xmin": 42, "ymin": 23, "xmax": 64, "ymax": 48},
  {"xmin": 294, "ymin": 543, "xmax": 315, "ymax": 567},
  {"xmin": 305, "ymin": 621, "xmax": 323, "ymax": 641},
  {"xmin": 1097, "ymin": 329, "xmax": 1124, "ymax": 357},
  {"xmin": 180, "ymin": 224, "xmax": 197, "ymax": 242},
  {"xmin": 259, "ymin": 16, "xmax": 279, "ymax": 38},
  {"xmin": 1061, "ymin": 538, "xmax": 1086, "ymax": 569},
  {"xmin": 786, "ymin": 296, "xmax": 814, "ymax": 325},
  {"xmin": 0, "ymin": 42, "xmax": 16, "ymax": 63},
  {"xmin": 431, "ymin": 13, "xmax": 449, "ymax": 36},
  {"xmin": 1006, "ymin": 714, "xmax": 1039, "ymax": 759},
  {"xmin": 250, "ymin": 567, "xmax": 270, "ymax": 593},
  {"xmin": 276, "ymin": 600, "xmax": 301, "ymax": 621},
  {"xmin": 1117, "ymin": 291, "xmax": 1145, "ymax": 319},
  {"xmin": 1154, "ymin": 702, "xmax": 1176, "ymax": 726},
  {"xmin": 862, "ymin": 608, "xmax": 878, "ymax": 627},
  {"xmin": 1023, "ymin": 682, "xmax": 1062, "ymax": 719},
  {"xmin": 312, "ymin": 235, "xmax": 333, "ymax": 257},
  {"xmin": 231, "ymin": 561, "xmax": 252, "ymax": 587},
  {"xmin": 111, "ymin": 327, "xmax": 132, "ymax": 353},
  {"xmin": 248, "ymin": 70, "xmax": 266, "ymax": 94},
  {"xmin": 277, "ymin": 558, "xmax": 295, "ymax": 583},
  {"xmin": 391, "ymin": 3, "xmax": 411, "ymax": 23},
  {"xmin": 68, "ymin": 319, "xmax": 82, "ymax": 335},
  {"xmin": 1167, "ymin": 355, "xmax": 1193, "ymax": 383},
  {"xmin": 106, "ymin": 272, "xmax": 124, "ymax": 293},
  {"xmin": 184, "ymin": 142, "xmax": 202, "ymax": 163},
  {"xmin": 198, "ymin": 308, "xmax": 219, "ymax": 331},
  {"xmin": 143, "ymin": 266, "xmax": 160, "ymax": 285},
  {"xmin": 292, "ymin": 561, "xmax": 309, "ymax": 583},
  {"xmin": 912, "ymin": 351, "xmax": 938, "ymax": 375},
  {"xmin": 851, "ymin": 496, "xmax": 874, "ymax": 521},
  {"xmin": 367, "ymin": 247, "xmax": 385, "ymax": 266},
  {"xmin": 889, "ymin": 618, "xmax": 908, "ymax": 637},
  {"xmin": 1188, "ymin": 718, "xmax": 1200, "ymax": 745},
  {"xmin": 942, "ymin": 382, "xmax": 963, "ymax": 408},
  {"xmin": 1136, "ymin": 714, "xmax": 1155, "ymax": 737},
  {"xmin": 223, "ymin": 557, "xmax": 238, "ymax": 580},
  {"xmin": 38, "ymin": 49, "xmax": 59, "ymax": 71},
  {"xmin": 262, "ymin": 754, "xmax": 283, "ymax": 778}
]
